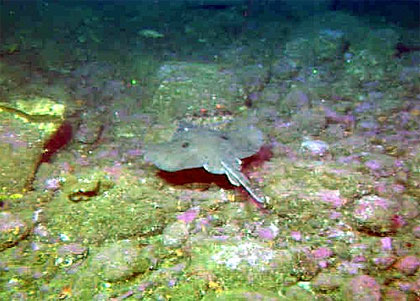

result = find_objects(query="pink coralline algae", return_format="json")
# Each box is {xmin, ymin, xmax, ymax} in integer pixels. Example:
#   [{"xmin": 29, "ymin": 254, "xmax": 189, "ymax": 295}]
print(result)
[
  {"xmin": 329, "ymin": 211, "xmax": 342, "ymax": 219},
  {"xmin": 375, "ymin": 182, "xmax": 406, "ymax": 196},
  {"xmin": 394, "ymin": 255, "xmax": 420, "ymax": 276},
  {"xmin": 391, "ymin": 214, "xmax": 406, "ymax": 229},
  {"xmin": 373, "ymin": 256, "xmax": 395, "ymax": 270},
  {"xmin": 44, "ymin": 178, "xmax": 61, "ymax": 191},
  {"xmin": 364, "ymin": 160, "xmax": 381, "ymax": 171},
  {"xmin": 352, "ymin": 255, "xmax": 367, "ymax": 263},
  {"xmin": 290, "ymin": 231, "xmax": 302, "ymax": 241},
  {"xmin": 317, "ymin": 190, "xmax": 346, "ymax": 208},
  {"xmin": 391, "ymin": 184, "xmax": 405, "ymax": 194},
  {"xmin": 257, "ymin": 225, "xmax": 279, "ymax": 241},
  {"xmin": 312, "ymin": 247, "xmax": 333, "ymax": 259},
  {"xmin": 104, "ymin": 163, "xmax": 124, "ymax": 180},
  {"xmin": 380, "ymin": 237, "xmax": 392, "ymax": 251},
  {"xmin": 312, "ymin": 247, "xmax": 333, "ymax": 269},
  {"xmin": 177, "ymin": 207, "xmax": 200, "ymax": 224}
]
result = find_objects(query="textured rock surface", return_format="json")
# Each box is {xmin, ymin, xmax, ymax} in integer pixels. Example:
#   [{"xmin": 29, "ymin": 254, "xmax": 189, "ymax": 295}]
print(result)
[
  {"xmin": 0, "ymin": 97, "xmax": 66, "ymax": 193},
  {"xmin": 89, "ymin": 240, "xmax": 150, "ymax": 282},
  {"xmin": 342, "ymin": 275, "xmax": 381, "ymax": 301},
  {"xmin": 0, "ymin": 212, "xmax": 32, "ymax": 251},
  {"xmin": 352, "ymin": 195, "xmax": 400, "ymax": 234}
]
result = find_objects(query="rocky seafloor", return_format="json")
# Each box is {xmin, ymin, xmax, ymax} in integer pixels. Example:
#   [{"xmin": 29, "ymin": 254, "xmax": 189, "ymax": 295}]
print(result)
[{"xmin": 0, "ymin": 2, "xmax": 419, "ymax": 300}]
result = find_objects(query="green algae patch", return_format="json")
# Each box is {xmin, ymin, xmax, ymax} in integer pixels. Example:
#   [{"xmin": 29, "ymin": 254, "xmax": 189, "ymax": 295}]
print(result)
[
  {"xmin": 0, "ymin": 97, "xmax": 67, "ymax": 193},
  {"xmin": 14, "ymin": 97, "xmax": 65, "ymax": 118},
  {"xmin": 1, "ymin": 97, "xmax": 65, "ymax": 135},
  {"xmin": 43, "ymin": 168, "xmax": 188, "ymax": 244},
  {"xmin": 88, "ymin": 239, "xmax": 152, "ymax": 282},
  {"xmin": 202, "ymin": 288, "xmax": 282, "ymax": 301},
  {"xmin": 142, "ymin": 273, "xmax": 210, "ymax": 301}
]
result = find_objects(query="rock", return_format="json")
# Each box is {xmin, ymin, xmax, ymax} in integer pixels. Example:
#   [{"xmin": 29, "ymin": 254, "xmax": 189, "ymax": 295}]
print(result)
[
  {"xmin": 0, "ymin": 97, "xmax": 67, "ymax": 193},
  {"xmin": 399, "ymin": 196, "xmax": 419, "ymax": 221},
  {"xmin": 257, "ymin": 224, "xmax": 279, "ymax": 241},
  {"xmin": 394, "ymin": 256, "xmax": 420, "ymax": 276},
  {"xmin": 89, "ymin": 240, "xmax": 152, "ymax": 282},
  {"xmin": 162, "ymin": 220, "xmax": 189, "ymax": 247},
  {"xmin": 191, "ymin": 238, "xmax": 293, "ymax": 276},
  {"xmin": 362, "ymin": 153, "xmax": 396, "ymax": 177},
  {"xmin": 283, "ymin": 89, "xmax": 311, "ymax": 112},
  {"xmin": 55, "ymin": 243, "xmax": 88, "ymax": 269},
  {"xmin": 291, "ymin": 249, "xmax": 320, "ymax": 281},
  {"xmin": 312, "ymin": 247, "xmax": 333, "ymax": 260},
  {"xmin": 382, "ymin": 289, "xmax": 408, "ymax": 301},
  {"xmin": 325, "ymin": 124, "xmax": 346, "ymax": 139},
  {"xmin": 292, "ymin": 109, "xmax": 327, "ymax": 136},
  {"xmin": 202, "ymin": 288, "xmax": 280, "ymax": 301},
  {"xmin": 372, "ymin": 256, "xmax": 396, "ymax": 270},
  {"xmin": 74, "ymin": 119, "xmax": 103, "ymax": 145},
  {"xmin": 312, "ymin": 272, "xmax": 342, "ymax": 292},
  {"xmin": 70, "ymin": 62, "xmax": 118, "ymax": 104},
  {"xmin": 300, "ymin": 138, "xmax": 330, "ymax": 157},
  {"xmin": 413, "ymin": 225, "xmax": 420, "ymax": 238},
  {"xmin": 285, "ymin": 285, "xmax": 314, "ymax": 300},
  {"xmin": 176, "ymin": 207, "xmax": 200, "ymax": 224},
  {"xmin": 260, "ymin": 83, "xmax": 283, "ymax": 104},
  {"xmin": 61, "ymin": 172, "xmax": 114, "ymax": 202},
  {"xmin": 234, "ymin": 64, "xmax": 270, "ymax": 95},
  {"xmin": 271, "ymin": 56, "xmax": 299, "ymax": 80},
  {"xmin": 357, "ymin": 119, "xmax": 380, "ymax": 132},
  {"xmin": 342, "ymin": 275, "xmax": 381, "ymax": 301},
  {"xmin": 352, "ymin": 195, "xmax": 400, "ymax": 234},
  {"xmin": 317, "ymin": 190, "xmax": 346, "ymax": 208},
  {"xmin": 0, "ymin": 212, "xmax": 31, "ymax": 251},
  {"xmin": 211, "ymin": 242, "xmax": 276, "ymax": 271},
  {"xmin": 316, "ymin": 29, "xmax": 346, "ymax": 62}
]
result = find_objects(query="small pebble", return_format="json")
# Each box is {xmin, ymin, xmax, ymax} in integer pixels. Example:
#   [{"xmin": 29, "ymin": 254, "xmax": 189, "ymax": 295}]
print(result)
[{"xmin": 300, "ymin": 139, "xmax": 329, "ymax": 156}]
